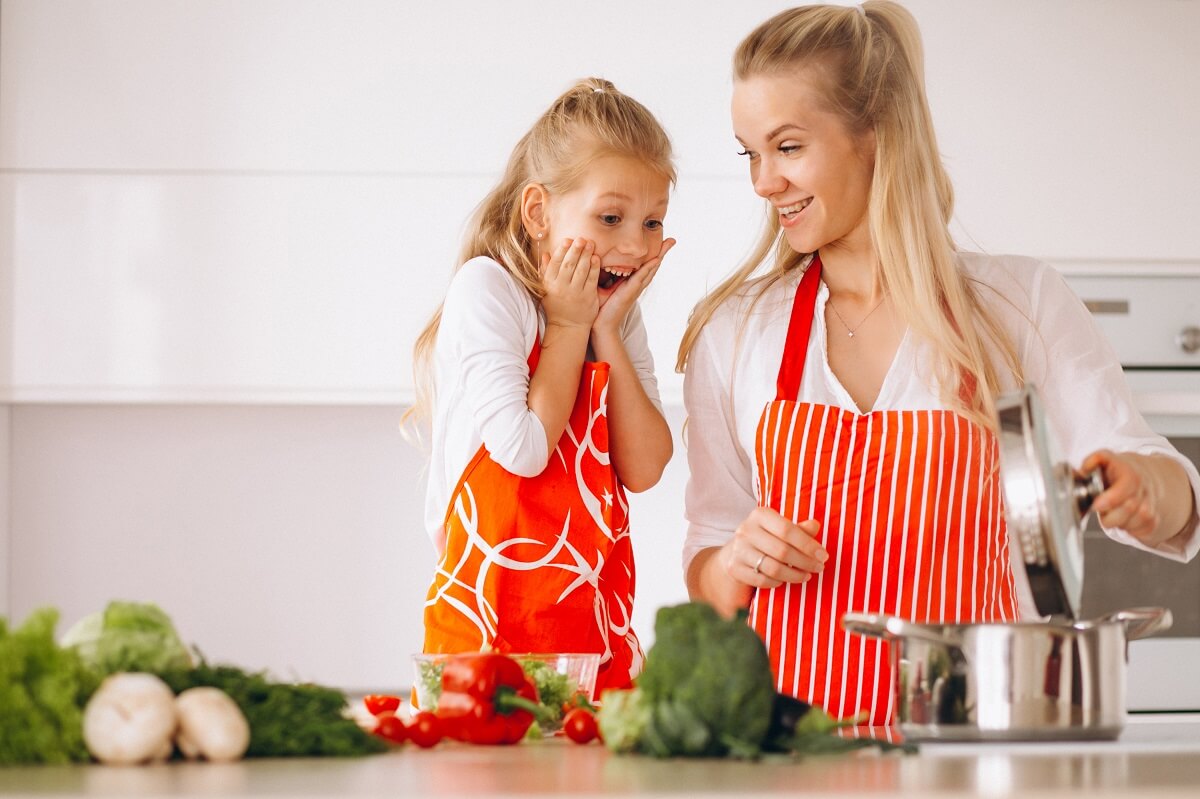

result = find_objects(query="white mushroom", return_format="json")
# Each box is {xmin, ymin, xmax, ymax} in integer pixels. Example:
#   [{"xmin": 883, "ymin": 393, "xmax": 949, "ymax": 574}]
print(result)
[
  {"xmin": 174, "ymin": 687, "xmax": 250, "ymax": 762},
  {"xmin": 82, "ymin": 673, "xmax": 177, "ymax": 765}
]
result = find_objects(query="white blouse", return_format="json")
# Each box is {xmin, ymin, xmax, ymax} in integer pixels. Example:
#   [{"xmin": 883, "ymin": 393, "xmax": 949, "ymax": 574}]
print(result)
[
  {"xmin": 424, "ymin": 256, "xmax": 663, "ymax": 548},
  {"xmin": 682, "ymin": 252, "xmax": 1200, "ymax": 618}
]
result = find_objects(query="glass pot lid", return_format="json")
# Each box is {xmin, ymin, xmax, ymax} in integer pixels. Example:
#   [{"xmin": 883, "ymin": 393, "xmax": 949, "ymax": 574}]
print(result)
[{"xmin": 996, "ymin": 384, "xmax": 1104, "ymax": 620}]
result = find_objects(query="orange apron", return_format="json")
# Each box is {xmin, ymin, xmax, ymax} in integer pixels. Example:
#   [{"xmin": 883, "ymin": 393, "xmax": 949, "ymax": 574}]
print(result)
[
  {"xmin": 422, "ymin": 339, "xmax": 642, "ymax": 693},
  {"xmin": 749, "ymin": 255, "xmax": 1019, "ymax": 725}
]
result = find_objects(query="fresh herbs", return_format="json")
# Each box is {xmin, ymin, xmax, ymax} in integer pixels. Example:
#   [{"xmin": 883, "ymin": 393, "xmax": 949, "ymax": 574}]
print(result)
[
  {"xmin": 0, "ymin": 609, "xmax": 100, "ymax": 765},
  {"xmin": 2, "ymin": 602, "xmax": 386, "ymax": 765},
  {"xmin": 158, "ymin": 662, "xmax": 386, "ymax": 757}
]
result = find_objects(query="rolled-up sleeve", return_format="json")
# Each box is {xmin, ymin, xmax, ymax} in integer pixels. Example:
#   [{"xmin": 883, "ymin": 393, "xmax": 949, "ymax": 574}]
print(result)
[{"xmin": 1024, "ymin": 262, "xmax": 1199, "ymax": 562}]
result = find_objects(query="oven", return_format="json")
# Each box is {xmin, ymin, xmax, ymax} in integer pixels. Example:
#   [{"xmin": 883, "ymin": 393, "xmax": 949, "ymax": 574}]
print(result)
[{"xmin": 1057, "ymin": 261, "xmax": 1200, "ymax": 712}]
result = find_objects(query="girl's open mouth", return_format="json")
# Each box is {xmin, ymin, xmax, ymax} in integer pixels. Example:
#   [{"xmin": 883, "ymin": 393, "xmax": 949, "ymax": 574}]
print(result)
[{"xmin": 599, "ymin": 266, "xmax": 634, "ymax": 290}]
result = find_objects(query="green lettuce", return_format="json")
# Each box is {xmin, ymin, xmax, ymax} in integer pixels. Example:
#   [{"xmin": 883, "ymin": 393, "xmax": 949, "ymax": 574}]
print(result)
[
  {"xmin": 0, "ymin": 608, "xmax": 100, "ymax": 765},
  {"xmin": 61, "ymin": 600, "xmax": 192, "ymax": 676}
]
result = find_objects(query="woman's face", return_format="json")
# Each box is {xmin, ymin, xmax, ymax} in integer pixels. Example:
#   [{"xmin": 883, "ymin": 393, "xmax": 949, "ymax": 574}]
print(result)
[
  {"xmin": 731, "ymin": 69, "xmax": 875, "ymax": 257},
  {"xmin": 544, "ymin": 155, "xmax": 670, "ymax": 298}
]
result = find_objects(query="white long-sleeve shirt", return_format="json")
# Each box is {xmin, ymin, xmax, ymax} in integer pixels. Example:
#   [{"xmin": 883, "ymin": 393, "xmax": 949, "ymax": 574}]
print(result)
[
  {"xmin": 682, "ymin": 252, "xmax": 1200, "ymax": 618},
  {"xmin": 424, "ymin": 256, "xmax": 664, "ymax": 548}
]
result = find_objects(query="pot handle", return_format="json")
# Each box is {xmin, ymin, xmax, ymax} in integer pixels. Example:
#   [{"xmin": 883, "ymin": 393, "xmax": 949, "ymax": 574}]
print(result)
[
  {"xmin": 1100, "ymin": 607, "xmax": 1173, "ymax": 641},
  {"xmin": 841, "ymin": 612, "xmax": 961, "ymax": 647}
]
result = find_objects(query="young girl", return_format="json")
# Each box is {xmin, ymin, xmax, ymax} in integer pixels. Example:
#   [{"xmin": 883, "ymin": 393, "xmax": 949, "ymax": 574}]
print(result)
[
  {"xmin": 408, "ymin": 78, "xmax": 676, "ymax": 692},
  {"xmin": 679, "ymin": 3, "xmax": 1199, "ymax": 725}
]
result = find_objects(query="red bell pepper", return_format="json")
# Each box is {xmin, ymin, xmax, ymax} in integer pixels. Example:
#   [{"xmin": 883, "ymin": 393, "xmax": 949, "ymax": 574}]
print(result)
[{"xmin": 435, "ymin": 654, "xmax": 548, "ymax": 745}]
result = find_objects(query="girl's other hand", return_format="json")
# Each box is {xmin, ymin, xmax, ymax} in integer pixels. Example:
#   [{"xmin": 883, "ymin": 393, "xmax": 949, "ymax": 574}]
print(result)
[
  {"xmin": 1083, "ymin": 449, "xmax": 1160, "ymax": 543},
  {"xmin": 541, "ymin": 238, "xmax": 600, "ymax": 330},
  {"xmin": 594, "ymin": 238, "xmax": 676, "ymax": 333},
  {"xmin": 720, "ymin": 506, "xmax": 828, "ymax": 589}
]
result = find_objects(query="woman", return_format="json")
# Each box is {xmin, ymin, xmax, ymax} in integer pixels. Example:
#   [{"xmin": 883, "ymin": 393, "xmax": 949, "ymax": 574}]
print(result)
[{"xmin": 678, "ymin": 1, "xmax": 1199, "ymax": 725}]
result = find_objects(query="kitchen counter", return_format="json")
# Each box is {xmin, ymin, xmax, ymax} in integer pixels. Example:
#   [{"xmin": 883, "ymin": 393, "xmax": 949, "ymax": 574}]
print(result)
[{"xmin": 2, "ymin": 715, "xmax": 1199, "ymax": 798}]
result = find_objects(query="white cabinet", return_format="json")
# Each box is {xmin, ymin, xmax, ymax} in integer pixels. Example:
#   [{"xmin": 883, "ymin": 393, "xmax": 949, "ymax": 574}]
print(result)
[{"xmin": 3, "ymin": 0, "xmax": 1198, "ymax": 404}]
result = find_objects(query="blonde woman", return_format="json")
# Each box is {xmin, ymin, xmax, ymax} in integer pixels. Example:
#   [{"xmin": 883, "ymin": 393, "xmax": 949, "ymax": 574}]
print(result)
[
  {"xmin": 408, "ymin": 78, "xmax": 675, "ymax": 692},
  {"xmin": 679, "ymin": 2, "xmax": 1199, "ymax": 724}
]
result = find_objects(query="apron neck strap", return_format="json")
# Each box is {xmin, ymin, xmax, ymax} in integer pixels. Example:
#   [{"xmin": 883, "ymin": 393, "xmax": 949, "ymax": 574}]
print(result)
[{"xmin": 775, "ymin": 254, "xmax": 823, "ymax": 401}]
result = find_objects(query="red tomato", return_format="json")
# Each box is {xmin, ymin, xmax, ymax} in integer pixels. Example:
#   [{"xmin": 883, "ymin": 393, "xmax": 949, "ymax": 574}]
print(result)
[
  {"xmin": 373, "ymin": 712, "xmax": 408, "ymax": 745},
  {"xmin": 563, "ymin": 708, "xmax": 598, "ymax": 744},
  {"xmin": 408, "ymin": 711, "xmax": 444, "ymax": 748},
  {"xmin": 363, "ymin": 694, "xmax": 402, "ymax": 716}
]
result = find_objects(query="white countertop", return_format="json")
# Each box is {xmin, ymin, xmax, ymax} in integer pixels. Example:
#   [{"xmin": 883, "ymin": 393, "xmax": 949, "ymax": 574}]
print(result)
[{"xmin": 2, "ymin": 715, "xmax": 1199, "ymax": 798}]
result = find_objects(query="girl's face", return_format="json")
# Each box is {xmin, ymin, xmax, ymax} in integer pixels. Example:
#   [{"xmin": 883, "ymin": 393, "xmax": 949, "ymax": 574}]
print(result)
[
  {"xmin": 543, "ymin": 155, "xmax": 670, "ymax": 297},
  {"xmin": 731, "ymin": 69, "xmax": 876, "ymax": 257}
]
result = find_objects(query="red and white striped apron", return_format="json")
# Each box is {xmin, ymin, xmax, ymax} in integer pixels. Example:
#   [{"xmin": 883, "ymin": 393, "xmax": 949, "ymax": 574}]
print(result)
[
  {"xmin": 748, "ymin": 255, "xmax": 1019, "ymax": 725},
  {"xmin": 422, "ymin": 339, "xmax": 642, "ymax": 693}
]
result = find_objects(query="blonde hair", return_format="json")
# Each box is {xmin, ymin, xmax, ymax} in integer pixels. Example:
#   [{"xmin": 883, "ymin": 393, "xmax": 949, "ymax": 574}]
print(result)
[
  {"xmin": 677, "ymin": 1, "xmax": 1021, "ymax": 431},
  {"xmin": 403, "ymin": 77, "xmax": 675, "ymax": 434}
]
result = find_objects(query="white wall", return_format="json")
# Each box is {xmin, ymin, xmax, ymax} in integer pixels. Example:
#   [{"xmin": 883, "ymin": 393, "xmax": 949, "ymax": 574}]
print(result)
[
  {"xmin": 0, "ymin": 405, "xmax": 8, "ymax": 621},
  {"xmin": 1, "ymin": 0, "xmax": 1198, "ymax": 691}
]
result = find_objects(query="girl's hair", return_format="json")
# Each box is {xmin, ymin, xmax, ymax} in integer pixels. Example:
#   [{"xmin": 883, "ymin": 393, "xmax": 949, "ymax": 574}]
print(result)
[
  {"xmin": 677, "ymin": 1, "xmax": 1021, "ymax": 432},
  {"xmin": 404, "ymin": 77, "xmax": 675, "ymax": 433}
]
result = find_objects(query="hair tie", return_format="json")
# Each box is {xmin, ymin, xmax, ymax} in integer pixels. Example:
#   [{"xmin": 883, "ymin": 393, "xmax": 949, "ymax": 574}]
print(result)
[{"xmin": 593, "ymin": 87, "xmax": 605, "ymax": 94}]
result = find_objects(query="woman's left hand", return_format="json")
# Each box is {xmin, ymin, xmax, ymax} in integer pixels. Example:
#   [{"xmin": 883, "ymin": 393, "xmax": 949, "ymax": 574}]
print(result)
[
  {"xmin": 593, "ymin": 238, "xmax": 675, "ymax": 333},
  {"xmin": 1082, "ymin": 449, "xmax": 1160, "ymax": 542}
]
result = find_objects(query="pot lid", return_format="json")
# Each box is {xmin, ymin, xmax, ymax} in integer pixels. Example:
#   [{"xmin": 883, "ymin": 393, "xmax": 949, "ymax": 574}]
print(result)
[{"xmin": 996, "ymin": 385, "xmax": 1103, "ymax": 620}]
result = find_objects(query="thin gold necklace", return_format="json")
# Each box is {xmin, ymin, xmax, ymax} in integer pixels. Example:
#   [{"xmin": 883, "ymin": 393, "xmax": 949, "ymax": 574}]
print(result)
[{"xmin": 827, "ymin": 294, "xmax": 887, "ymax": 338}]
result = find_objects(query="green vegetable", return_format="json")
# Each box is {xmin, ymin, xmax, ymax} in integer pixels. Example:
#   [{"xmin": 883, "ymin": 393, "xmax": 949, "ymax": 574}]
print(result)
[
  {"xmin": 416, "ymin": 659, "xmax": 445, "ymax": 709},
  {"xmin": 0, "ymin": 608, "xmax": 101, "ymax": 765},
  {"xmin": 597, "ymin": 601, "xmax": 915, "ymax": 759},
  {"xmin": 158, "ymin": 661, "xmax": 386, "ymax": 757},
  {"xmin": 61, "ymin": 600, "xmax": 192, "ymax": 676},
  {"xmin": 600, "ymin": 602, "xmax": 773, "ymax": 758},
  {"xmin": 516, "ymin": 658, "xmax": 572, "ymax": 727}
]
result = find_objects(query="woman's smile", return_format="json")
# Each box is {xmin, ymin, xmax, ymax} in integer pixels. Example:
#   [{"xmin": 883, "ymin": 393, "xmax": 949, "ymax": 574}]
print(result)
[{"xmin": 777, "ymin": 198, "xmax": 813, "ymax": 227}]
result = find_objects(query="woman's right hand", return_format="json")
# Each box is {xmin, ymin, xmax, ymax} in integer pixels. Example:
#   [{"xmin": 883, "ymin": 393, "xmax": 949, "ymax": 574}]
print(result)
[
  {"xmin": 720, "ymin": 507, "xmax": 828, "ymax": 589},
  {"xmin": 540, "ymin": 238, "xmax": 600, "ymax": 330}
]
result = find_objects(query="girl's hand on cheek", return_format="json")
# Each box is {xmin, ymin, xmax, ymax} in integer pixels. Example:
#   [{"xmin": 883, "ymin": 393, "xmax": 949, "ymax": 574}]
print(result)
[
  {"xmin": 594, "ymin": 238, "xmax": 676, "ymax": 331},
  {"xmin": 541, "ymin": 238, "xmax": 600, "ymax": 330}
]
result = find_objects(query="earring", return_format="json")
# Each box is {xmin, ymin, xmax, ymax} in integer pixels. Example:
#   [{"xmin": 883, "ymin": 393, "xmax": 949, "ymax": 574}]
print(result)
[{"xmin": 535, "ymin": 232, "xmax": 543, "ymax": 263}]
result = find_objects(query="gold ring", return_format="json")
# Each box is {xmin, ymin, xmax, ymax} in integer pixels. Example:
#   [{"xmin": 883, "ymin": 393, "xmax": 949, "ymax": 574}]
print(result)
[{"xmin": 753, "ymin": 554, "xmax": 766, "ymax": 575}]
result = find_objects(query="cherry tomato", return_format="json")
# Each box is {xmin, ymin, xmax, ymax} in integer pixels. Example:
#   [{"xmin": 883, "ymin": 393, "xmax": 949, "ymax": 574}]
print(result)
[
  {"xmin": 373, "ymin": 711, "xmax": 408, "ymax": 745},
  {"xmin": 408, "ymin": 711, "xmax": 444, "ymax": 748},
  {"xmin": 363, "ymin": 694, "xmax": 402, "ymax": 716},
  {"xmin": 563, "ymin": 707, "xmax": 598, "ymax": 744}
]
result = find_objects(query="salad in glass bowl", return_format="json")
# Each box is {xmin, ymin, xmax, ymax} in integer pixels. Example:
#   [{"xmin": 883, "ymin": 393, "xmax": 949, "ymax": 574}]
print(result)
[{"xmin": 412, "ymin": 652, "xmax": 599, "ymax": 734}]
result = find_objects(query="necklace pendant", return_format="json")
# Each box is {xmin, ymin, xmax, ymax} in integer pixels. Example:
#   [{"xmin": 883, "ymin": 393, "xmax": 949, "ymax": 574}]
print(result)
[{"xmin": 848, "ymin": 331, "xmax": 855, "ymax": 338}]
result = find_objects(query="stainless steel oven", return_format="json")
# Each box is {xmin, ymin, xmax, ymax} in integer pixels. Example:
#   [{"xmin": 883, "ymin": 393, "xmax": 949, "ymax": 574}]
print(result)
[{"xmin": 1057, "ymin": 261, "xmax": 1200, "ymax": 712}]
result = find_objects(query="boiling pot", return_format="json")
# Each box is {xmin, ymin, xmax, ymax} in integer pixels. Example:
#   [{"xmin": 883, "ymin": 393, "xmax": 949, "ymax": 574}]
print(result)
[
  {"xmin": 841, "ymin": 384, "xmax": 1173, "ymax": 741},
  {"xmin": 842, "ymin": 607, "xmax": 1171, "ymax": 741}
]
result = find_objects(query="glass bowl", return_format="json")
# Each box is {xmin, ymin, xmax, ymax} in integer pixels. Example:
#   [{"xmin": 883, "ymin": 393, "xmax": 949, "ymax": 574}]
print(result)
[{"xmin": 412, "ymin": 652, "xmax": 600, "ymax": 731}]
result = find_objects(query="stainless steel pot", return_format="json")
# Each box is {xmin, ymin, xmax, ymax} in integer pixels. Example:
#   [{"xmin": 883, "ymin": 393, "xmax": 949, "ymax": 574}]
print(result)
[{"xmin": 842, "ymin": 607, "xmax": 1172, "ymax": 741}]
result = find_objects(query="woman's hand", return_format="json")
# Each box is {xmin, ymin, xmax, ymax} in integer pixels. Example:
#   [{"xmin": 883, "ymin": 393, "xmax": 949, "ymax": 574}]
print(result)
[
  {"xmin": 719, "ymin": 507, "xmax": 829, "ymax": 589},
  {"xmin": 593, "ymin": 238, "xmax": 676, "ymax": 335},
  {"xmin": 1082, "ymin": 449, "xmax": 1194, "ymax": 547},
  {"xmin": 541, "ymin": 238, "xmax": 600, "ymax": 331}
]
